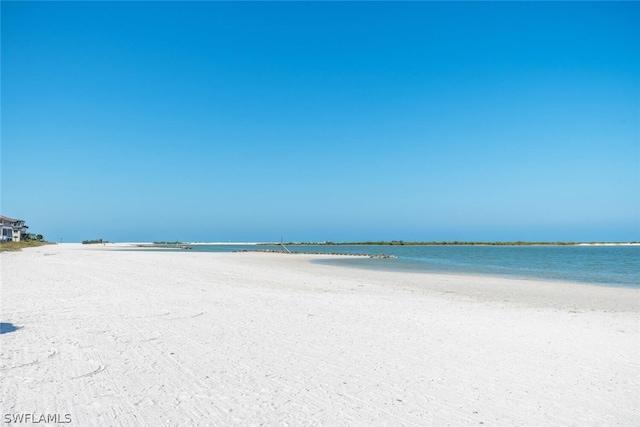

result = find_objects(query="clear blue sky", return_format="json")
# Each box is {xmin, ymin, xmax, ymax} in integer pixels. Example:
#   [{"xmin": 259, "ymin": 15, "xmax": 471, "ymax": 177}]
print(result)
[{"xmin": 2, "ymin": 2, "xmax": 638, "ymax": 242}]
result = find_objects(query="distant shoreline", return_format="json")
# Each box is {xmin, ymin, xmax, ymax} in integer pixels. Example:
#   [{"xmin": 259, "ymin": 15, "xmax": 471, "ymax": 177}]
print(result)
[
  {"xmin": 79, "ymin": 241, "xmax": 640, "ymax": 247},
  {"xmin": 261, "ymin": 241, "xmax": 640, "ymax": 246}
]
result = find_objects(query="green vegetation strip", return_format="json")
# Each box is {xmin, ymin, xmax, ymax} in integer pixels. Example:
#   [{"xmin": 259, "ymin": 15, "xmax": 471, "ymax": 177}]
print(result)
[
  {"xmin": 268, "ymin": 241, "xmax": 639, "ymax": 246},
  {"xmin": 0, "ymin": 241, "xmax": 54, "ymax": 252},
  {"xmin": 82, "ymin": 239, "xmax": 109, "ymax": 244}
]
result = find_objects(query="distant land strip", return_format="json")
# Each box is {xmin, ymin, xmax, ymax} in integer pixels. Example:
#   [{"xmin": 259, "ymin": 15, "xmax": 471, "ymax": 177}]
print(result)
[{"xmin": 261, "ymin": 241, "xmax": 640, "ymax": 246}]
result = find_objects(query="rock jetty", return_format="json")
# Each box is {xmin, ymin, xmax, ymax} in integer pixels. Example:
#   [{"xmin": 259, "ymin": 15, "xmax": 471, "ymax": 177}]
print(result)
[{"xmin": 233, "ymin": 249, "xmax": 397, "ymax": 259}]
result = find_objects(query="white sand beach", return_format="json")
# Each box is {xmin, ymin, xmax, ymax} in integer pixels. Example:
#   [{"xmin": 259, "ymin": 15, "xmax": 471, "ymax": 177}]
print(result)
[{"xmin": 1, "ymin": 244, "xmax": 638, "ymax": 426}]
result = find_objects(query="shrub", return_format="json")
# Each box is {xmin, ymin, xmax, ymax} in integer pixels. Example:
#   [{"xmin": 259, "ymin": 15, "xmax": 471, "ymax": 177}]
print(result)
[{"xmin": 82, "ymin": 239, "xmax": 108, "ymax": 244}]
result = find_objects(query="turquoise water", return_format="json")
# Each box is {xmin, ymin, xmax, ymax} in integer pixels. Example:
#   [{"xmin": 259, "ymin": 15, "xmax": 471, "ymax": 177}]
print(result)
[{"xmin": 188, "ymin": 244, "xmax": 639, "ymax": 288}]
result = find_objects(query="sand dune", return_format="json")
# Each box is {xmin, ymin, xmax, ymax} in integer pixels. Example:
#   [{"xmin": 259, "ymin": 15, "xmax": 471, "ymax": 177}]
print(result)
[{"xmin": 1, "ymin": 244, "xmax": 638, "ymax": 426}]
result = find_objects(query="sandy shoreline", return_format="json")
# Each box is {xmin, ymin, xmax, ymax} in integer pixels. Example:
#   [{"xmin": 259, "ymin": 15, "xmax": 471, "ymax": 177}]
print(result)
[{"xmin": 1, "ymin": 244, "xmax": 638, "ymax": 425}]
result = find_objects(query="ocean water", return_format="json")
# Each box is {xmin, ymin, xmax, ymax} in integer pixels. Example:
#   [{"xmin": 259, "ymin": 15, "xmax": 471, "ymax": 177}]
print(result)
[{"xmin": 185, "ymin": 244, "xmax": 639, "ymax": 288}]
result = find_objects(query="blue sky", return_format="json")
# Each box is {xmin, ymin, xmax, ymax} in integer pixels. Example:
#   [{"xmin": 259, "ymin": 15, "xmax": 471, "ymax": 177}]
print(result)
[{"xmin": 2, "ymin": 2, "xmax": 638, "ymax": 242}]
